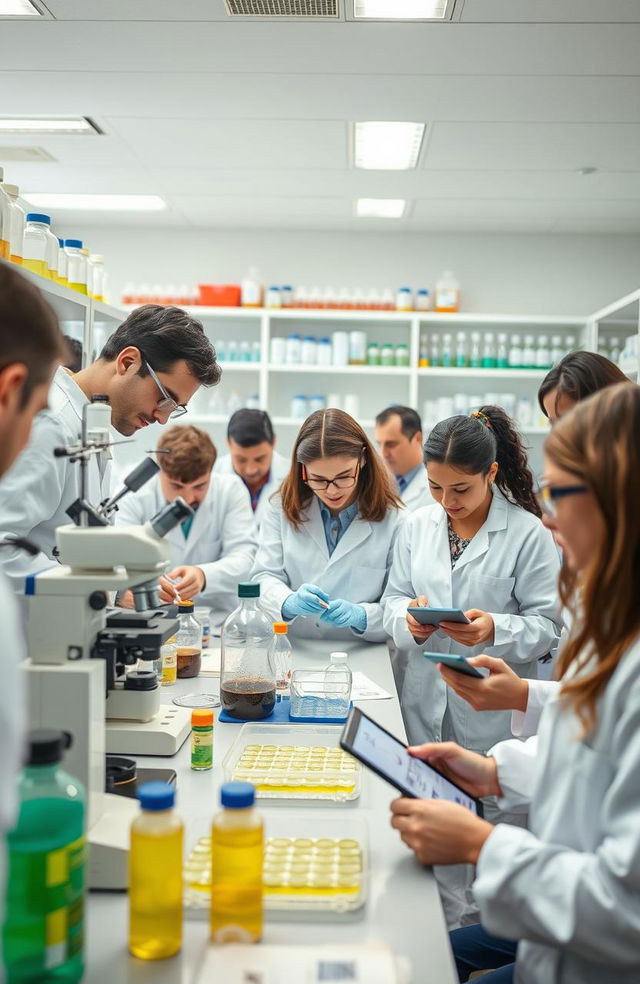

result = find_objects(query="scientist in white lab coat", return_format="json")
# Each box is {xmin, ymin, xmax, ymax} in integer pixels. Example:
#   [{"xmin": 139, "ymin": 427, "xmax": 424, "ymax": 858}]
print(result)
[
  {"xmin": 116, "ymin": 425, "xmax": 256, "ymax": 629},
  {"xmin": 374, "ymin": 404, "xmax": 433, "ymax": 510},
  {"xmin": 250, "ymin": 408, "xmax": 404, "ymax": 641},
  {"xmin": 214, "ymin": 408, "xmax": 289, "ymax": 528},
  {"xmin": 0, "ymin": 264, "xmax": 66, "ymax": 928},
  {"xmin": 0, "ymin": 304, "xmax": 221, "ymax": 589},
  {"xmin": 391, "ymin": 383, "xmax": 640, "ymax": 984},
  {"xmin": 382, "ymin": 405, "xmax": 561, "ymax": 754}
]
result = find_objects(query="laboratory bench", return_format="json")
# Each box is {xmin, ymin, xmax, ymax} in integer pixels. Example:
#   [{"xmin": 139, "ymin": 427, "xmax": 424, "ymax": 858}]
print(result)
[{"xmin": 86, "ymin": 638, "xmax": 457, "ymax": 983}]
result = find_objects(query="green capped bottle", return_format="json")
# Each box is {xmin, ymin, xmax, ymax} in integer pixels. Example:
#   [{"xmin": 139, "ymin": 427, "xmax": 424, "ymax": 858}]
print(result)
[{"xmin": 3, "ymin": 730, "xmax": 85, "ymax": 983}]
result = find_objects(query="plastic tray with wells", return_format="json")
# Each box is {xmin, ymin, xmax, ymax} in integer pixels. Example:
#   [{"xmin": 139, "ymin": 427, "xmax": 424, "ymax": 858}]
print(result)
[
  {"xmin": 221, "ymin": 723, "xmax": 362, "ymax": 803},
  {"xmin": 184, "ymin": 814, "xmax": 369, "ymax": 920}
]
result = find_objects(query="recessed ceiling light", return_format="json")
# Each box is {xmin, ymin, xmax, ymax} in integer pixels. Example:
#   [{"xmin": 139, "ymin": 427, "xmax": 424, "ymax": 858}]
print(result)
[
  {"xmin": 353, "ymin": 121, "xmax": 425, "ymax": 170},
  {"xmin": 0, "ymin": 117, "xmax": 100, "ymax": 135},
  {"xmin": 356, "ymin": 198, "xmax": 406, "ymax": 219},
  {"xmin": 354, "ymin": 0, "xmax": 449, "ymax": 19},
  {"xmin": 0, "ymin": 0, "xmax": 41, "ymax": 14},
  {"xmin": 24, "ymin": 194, "xmax": 167, "ymax": 212}
]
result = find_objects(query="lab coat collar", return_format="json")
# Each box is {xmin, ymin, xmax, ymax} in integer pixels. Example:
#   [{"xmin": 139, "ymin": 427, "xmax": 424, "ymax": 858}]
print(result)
[
  {"xmin": 54, "ymin": 365, "xmax": 89, "ymax": 423},
  {"xmin": 303, "ymin": 495, "xmax": 372, "ymax": 567},
  {"xmin": 438, "ymin": 484, "xmax": 510, "ymax": 574}
]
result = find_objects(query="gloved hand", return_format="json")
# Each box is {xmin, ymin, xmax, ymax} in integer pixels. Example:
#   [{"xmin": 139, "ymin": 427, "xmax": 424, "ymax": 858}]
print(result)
[
  {"xmin": 282, "ymin": 583, "xmax": 330, "ymax": 619},
  {"xmin": 320, "ymin": 598, "xmax": 367, "ymax": 633}
]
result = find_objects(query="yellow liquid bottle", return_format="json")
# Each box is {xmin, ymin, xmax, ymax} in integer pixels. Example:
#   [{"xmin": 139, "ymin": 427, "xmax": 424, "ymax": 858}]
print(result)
[
  {"xmin": 210, "ymin": 782, "xmax": 263, "ymax": 943},
  {"xmin": 129, "ymin": 782, "xmax": 183, "ymax": 960}
]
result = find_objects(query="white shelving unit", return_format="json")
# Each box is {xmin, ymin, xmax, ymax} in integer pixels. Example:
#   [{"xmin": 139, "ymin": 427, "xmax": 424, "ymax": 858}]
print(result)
[{"xmin": 16, "ymin": 270, "xmax": 637, "ymax": 476}]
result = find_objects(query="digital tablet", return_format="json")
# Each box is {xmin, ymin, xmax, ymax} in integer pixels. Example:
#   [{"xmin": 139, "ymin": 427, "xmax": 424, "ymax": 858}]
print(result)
[
  {"xmin": 407, "ymin": 606, "xmax": 470, "ymax": 626},
  {"xmin": 340, "ymin": 707, "xmax": 482, "ymax": 816},
  {"xmin": 423, "ymin": 652, "xmax": 489, "ymax": 679}
]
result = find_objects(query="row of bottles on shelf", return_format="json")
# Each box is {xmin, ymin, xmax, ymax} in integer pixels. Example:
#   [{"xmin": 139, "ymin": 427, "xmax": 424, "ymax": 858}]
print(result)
[
  {"xmin": 598, "ymin": 334, "xmax": 637, "ymax": 370},
  {"xmin": 423, "ymin": 392, "xmax": 547, "ymax": 431},
  {"xmin": 0, "ymin": 167, "xmax": 107, "ymax": 300},
  {"xmin": 121, "ymin": 269, "xmax": 462, "ymax": 312},
  {"xmin": 270, "ymin": 332, "xmax": 409, "ymax": 367},
  {"xmin": 215, "ymin": 339, "xmax": 261, "ymax": 363},
  {"xmin": 419, "ymin": 331, "xmax": 576, "ymax": 370}
]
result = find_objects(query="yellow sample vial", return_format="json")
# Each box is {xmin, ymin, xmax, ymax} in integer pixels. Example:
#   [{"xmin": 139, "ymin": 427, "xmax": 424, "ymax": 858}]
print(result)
[
  {"xmin": 129, "ymin": 782, "xmax": 183, "ymax": 960},
  {"xmin": 191, "ymin": 708, "xmax": 214, "ymax": 771},
  {"xmin": 210, "ymin": 782, "xmax": 263, "ymax": 943}
]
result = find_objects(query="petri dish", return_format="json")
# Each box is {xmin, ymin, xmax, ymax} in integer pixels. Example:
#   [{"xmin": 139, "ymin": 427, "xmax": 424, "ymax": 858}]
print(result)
[{"xmin": 172, "ymin": 692, "xmax": 220, "ymax": 709}]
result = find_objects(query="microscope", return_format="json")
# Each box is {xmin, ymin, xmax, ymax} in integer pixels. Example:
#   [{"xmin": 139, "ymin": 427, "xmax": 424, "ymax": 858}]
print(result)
[{"xmin": 24, "ymin": 399, "xmax": 195, "ymax": 888}]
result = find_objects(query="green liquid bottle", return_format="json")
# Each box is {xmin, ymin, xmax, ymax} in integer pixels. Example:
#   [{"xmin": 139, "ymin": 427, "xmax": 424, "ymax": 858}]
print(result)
[{"xmin": 3, "ymin": 730, "xmax": 85, "ymax": 984}]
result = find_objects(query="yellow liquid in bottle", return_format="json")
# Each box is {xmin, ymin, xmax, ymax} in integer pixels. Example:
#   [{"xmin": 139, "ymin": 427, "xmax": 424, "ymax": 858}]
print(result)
[
  {"xmin": 0, "ymin": 240, "xmax": 9, "ymax": 260},
  {"xmin": 210, "ymin": 814, "xmax": 263, "ymax": 943},
  {"xmin": 129, "ymin": 813, "xmax": 183, "ymax": 959},
  {"xmin": 68, "ymin": 281, "xmax": 88, "ymax": 295},
  {"xmin": 22, "ymin": 257, "xmax": 49, "ymax": 277},
  {"xmin": 9, "ymin": 254, "xmax": 22, "ymax": 265}
]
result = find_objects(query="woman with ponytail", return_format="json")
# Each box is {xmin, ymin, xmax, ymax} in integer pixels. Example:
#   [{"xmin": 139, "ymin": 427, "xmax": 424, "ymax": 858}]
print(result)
[{"xmin": 382, "ymin": 405, "xmax": 561, "ymax": 924}]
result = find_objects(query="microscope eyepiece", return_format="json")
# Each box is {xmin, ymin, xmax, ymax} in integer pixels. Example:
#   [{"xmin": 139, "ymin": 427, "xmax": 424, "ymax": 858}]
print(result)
[{"xmin": 149, "ymin": 497, "xmax": 194, "ymax": 538}]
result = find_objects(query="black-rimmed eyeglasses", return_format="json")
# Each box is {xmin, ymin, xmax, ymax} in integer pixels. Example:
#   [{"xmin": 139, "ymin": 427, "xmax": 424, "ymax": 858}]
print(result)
[{"xmin": 145, "ymin": 361, "xmax": 188, "ymax": 419}]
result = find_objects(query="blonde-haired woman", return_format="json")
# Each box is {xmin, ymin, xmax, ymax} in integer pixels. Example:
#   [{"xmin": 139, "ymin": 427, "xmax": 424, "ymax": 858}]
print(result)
[
  {"xmin": 251, "ymin": 408, "xmax": 403, "ymax": 641},
  {"xmin": 389, "ymin": 383, "xmax": 640, "ymax": 984}
]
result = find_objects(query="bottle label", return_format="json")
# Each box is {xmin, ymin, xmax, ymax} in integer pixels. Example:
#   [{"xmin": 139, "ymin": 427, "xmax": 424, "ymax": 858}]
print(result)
[
  {"xmin": 191, "ymin": 730, "xmax": 214, "ymax": 769},
  {"xmin": 6, "ymin": 834, "xmax": 85, "ymax": 973},
  {"xmin": 436, "ymin": 287, "xmax": 459, "ymax": 308}
]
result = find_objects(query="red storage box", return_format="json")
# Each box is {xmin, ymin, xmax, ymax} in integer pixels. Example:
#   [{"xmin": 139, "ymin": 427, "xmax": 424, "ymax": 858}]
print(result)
[{"xmin": 197, "ymin": 284, "xmax": 241, "ymax": 307}]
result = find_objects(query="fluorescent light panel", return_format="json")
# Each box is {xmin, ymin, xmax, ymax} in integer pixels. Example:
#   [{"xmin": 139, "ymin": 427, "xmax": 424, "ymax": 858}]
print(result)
[
  {"xmin": 354, "ymin": 0, "xmax": 448, "ymax": 18},
  {"xmin": 356, "ymin": 198, "xmax": 406, "ymax": 219},
  {"xmin": 0, "ymin": 117, "xmax": 99, "ymax": 134},
  {"xmin": 354, "ymin": 121, "xmax": 425, "ymax": 170},
  {"xmin": 25, "ymin": 194, "xmax": 167, "ymax": 212},
  {"xmin": 0, "ymin": 0, "xmax": 41, "ymax": 13}
]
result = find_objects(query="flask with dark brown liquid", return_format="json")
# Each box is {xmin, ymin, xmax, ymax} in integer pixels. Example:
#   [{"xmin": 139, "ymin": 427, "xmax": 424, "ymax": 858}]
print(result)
[
  {"xmin": 176, "ymin": 600, "xmax": 202, "ymax": 679},
  {"xmin": 220, "ymin": 584, "xmax": 276, "ymax": 720}
]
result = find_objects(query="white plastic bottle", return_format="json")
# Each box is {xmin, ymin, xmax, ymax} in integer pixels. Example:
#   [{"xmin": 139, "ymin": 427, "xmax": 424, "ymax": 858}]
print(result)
[
  {"xmin": 435, "ymin": 271, "xmax": 460, "ymax": 313},
  {"xmin": 269, "ymin": 336, "xmax": 286, "ymax": 365},
  {"xmin": 316, "ymin": 337, "xmax": 332, "ymax": 365},
  {"xmin": 331, "ymin": 331, "xmax": 349, "ymax": 366},
  {"xmin": 90, "ymin": 254, "xmax": 106, "ymax": 301},
  {"xmin": 4, "ymin": 184, "xmax": 25, "ymax": 266},
  {"xmin": 323, "ymin": 652, "xmax": 352, "ymax": 718},
  {"xmin": 301, "ymin": 336, "xmax": 317, "ymax": 365},
  {"xmin": 497, "ymin": 332, "xmax": 509, "ymax": 369},
  {"xmin": 241, "ymin": 267, "xmax": 263, "ymax": 308},
  {"xmin": 522, "ymin": 335, "xmax": 536, "ymax": 369},
  {"xmin": 285, "ymin": 334, "xmax": 302, "ymax": 365},
  {"xmin": 550, "ymin": 335, "xmax": 564, "ymax": 365},
  {"xmin": 22, "ymin": 213, "xmax": 52, "ymax": 278},
  {"xmin": 469, "ymin": 331, "xmax": 482, "ymax": 368},
  {"xmin": 266, "ymin": 286, "xmax": 281, "ymax": 309},
  {"xmin": 441, "ymin": 332, "xmax": 454, "ymax": 368},
  {"xmin": 395, "ymin": 287, "xmax": 413, "ymax": 312},
  {"xmin": 536, "ymin": 335, "xmax": 551, "ymax": 369},
  {"xmin": 455, "ymin": 331, "xmax": 467, "ymax": 368},
  {"xmin": 508, "ymin": 333, "xmax": 523, "ymax": 369},
  {"xmin": 415, "ymin": 288, "xmax": 431, "ymax": 312}
]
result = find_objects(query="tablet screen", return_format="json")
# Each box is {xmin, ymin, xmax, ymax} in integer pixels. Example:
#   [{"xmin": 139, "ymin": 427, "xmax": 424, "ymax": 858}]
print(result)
[{"xmin": 349, "ymin": 713, "xmax": 479, "ymax": 814}]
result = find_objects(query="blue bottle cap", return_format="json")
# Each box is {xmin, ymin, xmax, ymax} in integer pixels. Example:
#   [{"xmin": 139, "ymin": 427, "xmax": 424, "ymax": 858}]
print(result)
[
  {"xmin": 221, "ymin": 781, "xmax": 255, "ymax": 809},
  {"xmin": 64, "ymin": 239, "xmax": 83, "ymax": 249},
  {"xmin": 319, "ymin": 337, "xmax": 331, "ymax": 343},
  {"xmin": 25, "ymin": 213, "xmax": 50, "ymax": 224},
  {"xmin": 303, "ymin": 335, "xmax": 315, "ymax": 342},
  {"xmin": 138, "ymin": 781, "xmax": 175, "ymax": 811}
]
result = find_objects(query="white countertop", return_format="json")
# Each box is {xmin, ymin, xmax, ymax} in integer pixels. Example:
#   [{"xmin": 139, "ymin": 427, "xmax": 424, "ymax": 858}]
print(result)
[{"xmin": 87, "ymin": 638, "xmax": 457, "ymax": 984}]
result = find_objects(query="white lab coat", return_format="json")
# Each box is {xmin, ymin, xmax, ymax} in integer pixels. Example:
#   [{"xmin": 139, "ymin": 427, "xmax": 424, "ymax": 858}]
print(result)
[
  {"xmin": 0, "ymin": 572, "xmax": 26, "ymax": 933},
  {"xmin": 382, "ymin": 487, "xmax": 562, "ymax": 752},
  {"xmin": 475, "ymin": 637, "xmax": 640, "ymax": 984},
  {"xmin": 400, "ymin": 465, "xmax": 434, "ymax": 511},
  {"xmin": 214, "ymin": 450, "xmax": 290, "ymax": 528},
  {"xmin": 0, "ymin": 367, "xmax": 112, "ymax": 589},
  {"xmin": 115, "ymin": 473, "xmax": 257, "ymax": 629},
  {"xmin": 250, "ymin": 494, "xmax": 405, "ymax": 642}
]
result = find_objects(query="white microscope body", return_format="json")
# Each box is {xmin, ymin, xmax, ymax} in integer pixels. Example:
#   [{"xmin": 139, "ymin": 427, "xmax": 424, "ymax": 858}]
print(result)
[{"xmin": 25, "ymin": 515, "xmax": 191, "ymax": 889}]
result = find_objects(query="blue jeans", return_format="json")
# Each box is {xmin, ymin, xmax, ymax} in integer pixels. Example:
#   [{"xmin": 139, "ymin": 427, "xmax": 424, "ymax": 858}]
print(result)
[{"xmin": 450, "ymin": 923, "xmax": 517, "ymax": 983}]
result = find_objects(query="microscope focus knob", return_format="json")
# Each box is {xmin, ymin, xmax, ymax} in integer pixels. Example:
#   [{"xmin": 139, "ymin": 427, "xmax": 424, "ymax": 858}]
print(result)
[{"xmin": 89, "ymin": 591, "xmax": 108, "ymax": 611}]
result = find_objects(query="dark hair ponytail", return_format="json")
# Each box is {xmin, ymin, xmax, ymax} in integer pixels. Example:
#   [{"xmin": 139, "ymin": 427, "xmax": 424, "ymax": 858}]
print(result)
[{"xmin": 424, "ymin": 406, "xmax": 541, "ymax": 518}]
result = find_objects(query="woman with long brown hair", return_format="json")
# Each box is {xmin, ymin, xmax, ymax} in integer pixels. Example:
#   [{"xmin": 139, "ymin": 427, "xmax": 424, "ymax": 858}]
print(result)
[
  {"xmin": 389, "ymin": 383, "xmax": 640, "ymax": 984},
  {"xmin": 250, "ymin": 408, "xmax": 403, "ymax": 640}
]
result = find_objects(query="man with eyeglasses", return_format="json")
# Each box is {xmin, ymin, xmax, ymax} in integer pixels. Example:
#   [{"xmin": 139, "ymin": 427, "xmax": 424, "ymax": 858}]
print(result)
[{"xmin": 0, "ymin": 303, "xmax": 221, "ymax": 588}]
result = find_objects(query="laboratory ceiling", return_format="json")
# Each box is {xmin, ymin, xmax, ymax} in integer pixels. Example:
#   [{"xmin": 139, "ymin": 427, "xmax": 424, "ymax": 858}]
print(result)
[{"xmin": 1, "ymin": 0, "xmax": 640, "ymax": 233}]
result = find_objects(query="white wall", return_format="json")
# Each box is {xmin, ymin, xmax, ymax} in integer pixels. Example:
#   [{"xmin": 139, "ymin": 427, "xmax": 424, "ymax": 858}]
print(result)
[{"xmin": 60, "ymin": 226, "xmax": 640, "ymax": 316}]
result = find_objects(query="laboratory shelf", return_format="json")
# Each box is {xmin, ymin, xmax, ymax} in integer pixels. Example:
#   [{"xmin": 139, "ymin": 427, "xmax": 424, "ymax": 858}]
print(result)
[
  {"xmin": 417, "ymin": 367, "xmax": 546, "ymax": 380},
  {"xmin": 18, "ymin": 266, "xmax": 90, "ymax": 321},
  {"xmin": 417, "ymin": 312, "xmax": 587, "ymax": 327},
  {"xmin": 92, "ymin": 299, "xmax": 125, "ymax": 324},
  {"xmin": 267, "ymin": 364, "xmax": 411, "ymax": 375},
  {"xmin": 217, "ymin": 361, "xmax": 261, "ymax": 371}
]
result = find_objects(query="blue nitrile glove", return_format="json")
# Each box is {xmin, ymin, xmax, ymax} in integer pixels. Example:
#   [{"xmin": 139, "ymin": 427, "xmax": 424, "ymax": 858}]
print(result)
[
  {"xmin": 319, "ymin": 599, "xmax": 367, "ymax": 633},
  {"xmin": 281, "ymin": 583, "xmax": 330, "ymax": 619}
]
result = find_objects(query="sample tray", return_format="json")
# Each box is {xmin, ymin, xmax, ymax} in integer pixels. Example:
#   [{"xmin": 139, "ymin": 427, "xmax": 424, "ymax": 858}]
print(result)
[
  {"xmin": 222, "ymin": 723, "xmax": 362, "ymax": 802},
  {"xmin": 184, "ymin": 815, "xmax": 368, "ymax": 920}
]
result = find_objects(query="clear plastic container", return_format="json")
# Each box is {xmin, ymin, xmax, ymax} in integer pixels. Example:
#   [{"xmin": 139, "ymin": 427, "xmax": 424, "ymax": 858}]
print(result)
[
  {"xmin": 323, "ymin": 652, "xmax": 352, "ymax": 717},
  {"xmin": 289, "ymin": 669, "xmax": 350, "ymax": 721},
  {"xmin": 482, "ymin": 332, "xmax": 497, "ymax": 368},
  {"xmin": 429, "ymin": 333, "xmax": 440, "ymax": 367},
  {"xmin": 22, "ymin": 213, "xmax": 52, "ymax": 278},
  {"xmin": 4, "ymin": 183, "xmax": 25, "ymax": 266},
  {"xmin": 455, "ymin": 331, "xmax": 467, "ymax": 368},
  {"xmin": 434, "ymin": 270, "xmax": 460, "ymax": 313},
  {"xmin": 222, "ymin": 723, "xmax": 362, "ymax": 802},
  {"xmin": 129, "ymin": 782, "xmax": 183, "ymax": 960},
  {"xmin": 441, "ymin": 332, "xmax": 453, "ymax": 368},
  {"xmin": 176, "ymin": 600, "xmax": 202, "ymax": 679},
  {"xmin": 184, "ymin": 813, "xmax": 368, "ymax": 920},
  {"xmin": 241, "ymin": 267, "xmax": 263, "ymax": 307},
  {"xmin": 550, "ymin": 335, "xmax": 564, "ymax": 365},
  {"xmin": 64, "ymin": 239, "xmax": 87, "ymax": 294},
  {"xmin": 522, "ymin": 334, "xmax": 536, "ymax": 369},
  {"xmin": 508, "ymin": 333, "xmax": 523, "ymax": 369},
  {"xmin": 220, "ymin": 582, "xmax": 275, "ymax": 721},
  {"xmin": 210, "ymin": 782, "xmax": 263, "ymax": 943},
  {"xmin": 497, "ymin": 332, "xmax": 509, "ymax": 369},
  {"xmin": 269, "ymin": 621, "xmax": 292, "ymax": 694},
  {"xmin": 194, "ymin": 606, "xmax": 212, "ymax": 648},
  {"xmin": 536, "ymin": 335, "xmax": 551, "ymax": 369}
]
